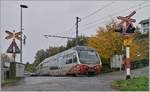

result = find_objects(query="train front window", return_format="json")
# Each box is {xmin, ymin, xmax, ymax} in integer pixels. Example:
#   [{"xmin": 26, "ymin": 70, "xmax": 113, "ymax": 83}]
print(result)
[{"xmin": 78, "ymin": 50, "xmax": 99, "ymax": 64}]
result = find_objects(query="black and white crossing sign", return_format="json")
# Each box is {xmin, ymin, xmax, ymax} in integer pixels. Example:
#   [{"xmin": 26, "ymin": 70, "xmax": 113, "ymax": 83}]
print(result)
[{"xmin": 7, "ymin": 40, "xmax": 20, "ymax": 53}]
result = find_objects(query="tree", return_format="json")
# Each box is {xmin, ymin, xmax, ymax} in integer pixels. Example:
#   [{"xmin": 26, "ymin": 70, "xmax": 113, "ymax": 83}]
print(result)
[
  {"xmin": 132, "ymin": 32, "xmax": 149, "ymax": 60},
  {"xmin": 34, "ymin": 49, "xmax": 49, "ymax": 66},
  {"xmin": 87, "ymin": 21, "xmax": 122, "ymax": 63},
  {"xmin": 66, "ymin": 35, "xmax": 87, "ymax": 49},
  {"xmin": 25, "ymin": 62, "xmax": 30, "ymax": 71},
  {"xmin": 87, "ymin": 21, "xmax": 139, "ymax": 63},
  {"xmin": 46, "ymin": 46, "xmax": 61, "ymax": 56},
  {"xmin": 25, "ymin": 62, "xmax": 36, "ymax": 73}
]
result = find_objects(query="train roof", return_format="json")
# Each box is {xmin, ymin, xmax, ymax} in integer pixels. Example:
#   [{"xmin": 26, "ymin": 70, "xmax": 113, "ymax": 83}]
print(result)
[
  {"xmin": 72, "ymin": 46, "xmax": 96, "ymax": 51},
  {"xmin": 38, "ymin": 46, "xmax": 96, "ymax": 65}
]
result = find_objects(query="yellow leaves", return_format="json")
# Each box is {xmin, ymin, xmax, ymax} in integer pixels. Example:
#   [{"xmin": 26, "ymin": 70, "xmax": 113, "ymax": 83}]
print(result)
[
  {"xmin": 130, "ymin": 42, "xmax": 139, "ymax": 59},
  {"xmin": 87, "ymin": 22, "xmax": 123, "ymax": 60},
  {"xmin": 87, "ymin": 21, "xmax": 140, "ymax": 62},
  {"xmin": 132, "ymin": 38, "xmax": 149, "ymax": 60},
  {"xmin": 123, "ymin": 36, "xmax": 133, "ymax": 46}
]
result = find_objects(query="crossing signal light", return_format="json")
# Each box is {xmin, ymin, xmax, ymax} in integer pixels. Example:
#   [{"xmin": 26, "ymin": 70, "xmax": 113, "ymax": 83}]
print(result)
[
  {"xmin": 126, "ymin": 24, "xmax": 135, "ymax": 33},
  {"xmin": 115, "ymin": 24, "xmax": 135, "ymax": 33}
]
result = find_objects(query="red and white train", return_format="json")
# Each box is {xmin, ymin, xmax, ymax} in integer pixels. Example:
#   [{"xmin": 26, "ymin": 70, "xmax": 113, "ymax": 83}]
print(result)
[{"xmin": 36, "ymin": 46, "xmax": 102, "ymax": 76}]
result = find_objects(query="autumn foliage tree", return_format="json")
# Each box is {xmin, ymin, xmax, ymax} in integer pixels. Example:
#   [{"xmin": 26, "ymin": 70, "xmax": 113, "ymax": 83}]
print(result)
[
  {"xmin": 87, "ymin": 21, "xmax": 139, "ymax": 63},
  {"xmin": 132, "ymin": 32, "xmax": 149, "ymax": 60}
]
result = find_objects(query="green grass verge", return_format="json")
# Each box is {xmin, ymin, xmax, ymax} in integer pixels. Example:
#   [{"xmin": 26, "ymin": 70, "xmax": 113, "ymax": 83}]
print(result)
[
  {"xmin": 111, "ymin": 75, "xmax": 149, "ymax": 91},
  {"xmin": 2, "ymin": 77, "xmax": 22, "ymax": 86}
]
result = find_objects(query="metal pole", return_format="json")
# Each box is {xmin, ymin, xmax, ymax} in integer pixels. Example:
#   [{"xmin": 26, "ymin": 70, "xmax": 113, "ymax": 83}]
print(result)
[
  {"xmin": 76, "ymin": 17, "xmax": 81, "ymax": 45},
  {"xmin": 125, "ymin": 46, "xmax": 131, "ymax": 79},
  {"xmin": 20, "ymin": 7, "xmax": 23, "ymax": 63},
  {"xmin": 13, "ymin": 39, "xmax": 16, "ymax": 62},
  {"xmin": 76, "ymin": 17, "xmax": 79, "ymax": 45}
]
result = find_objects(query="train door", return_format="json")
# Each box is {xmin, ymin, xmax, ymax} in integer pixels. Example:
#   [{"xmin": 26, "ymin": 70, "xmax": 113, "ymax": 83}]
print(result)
[
  {"xmin": 54, "ymin": 58, "xmax": 61, "ymax": 76},
  {"xmin": 72, "ymin": 52, "xmax": 78, "ymax": 67},
  {"xmin": 58, "ymin": 56, "xmax": 63, "ymax": 75},
  {"xmin": 52, "ymin": 58, "xmax": 58, "ymax": 75},
  {"xmin": 62, "ymin": 53, "xmax": 74, "ymax": 75}
]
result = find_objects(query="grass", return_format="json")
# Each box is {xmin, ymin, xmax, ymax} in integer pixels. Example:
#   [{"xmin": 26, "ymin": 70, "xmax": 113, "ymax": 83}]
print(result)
[
  {"xmin": 2, "ymin": 77, "xmax": 22, "ymax": 86},
  {"xmin": 111, "ymin": 75, "xmax": 149, "ymax": 91}
]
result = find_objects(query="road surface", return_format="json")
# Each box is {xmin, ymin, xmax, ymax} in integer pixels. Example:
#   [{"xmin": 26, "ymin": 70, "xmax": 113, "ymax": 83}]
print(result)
[{"xmin": 2, "ymin": 67, "xmax": 149, "ymax": 91}]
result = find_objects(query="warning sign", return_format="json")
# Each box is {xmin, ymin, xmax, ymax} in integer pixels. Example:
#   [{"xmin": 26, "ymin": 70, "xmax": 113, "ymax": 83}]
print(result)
[
  {"xmin": 7, "ymin": 40, "xmax": 20, "ymax": 53},
  {"xmin": 123, "ymin": 36, "xmax": 133, "ymax": 46}
]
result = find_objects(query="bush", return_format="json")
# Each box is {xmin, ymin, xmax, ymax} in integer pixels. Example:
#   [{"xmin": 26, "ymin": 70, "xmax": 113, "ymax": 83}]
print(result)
[
  {"xmin": 101, "ymin": 59, "xmax": 149, "ymax": 73},
  {"xmin": 101, "ymin": 64, "xmax": 111, "ymax": 73},
  {"xmin": 131, "ymin": 59, "xmax": 149, "ymax": 69}
]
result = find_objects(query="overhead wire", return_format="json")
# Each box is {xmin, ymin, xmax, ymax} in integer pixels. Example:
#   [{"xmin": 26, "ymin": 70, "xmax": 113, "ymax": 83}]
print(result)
[
  {"xmin": 79, "ymin": 1, "xmax": 150, "ymax": 31},
  {"xmin": 81, "ymin": 1, "xmax": 115, "ymax": 20},
  {"xmin": 45, "ymin": 22, "xmax": 76, "ymax": 46},
  {"xmin": 82, "ymin": 4, "xmax": 150, "ymax": 32},
  {"xmin": 51, "ymin": 1, "xmax": 115, "ymax": 38},
  {"xmin": 62, "ymin": 1, "xmax": 115, "ymax": 37},
  {"xmin": 54, "ymin": 23, "xmax": 75, "ymax": 36},
  {"xmin": 74, "ymin": 2, "xmax": 150, "ymax": 37},
  {"xmin": 80, "ymin": 1, "xmax": 149, "ymax": 29},
  {"xmin": 46, "ymin": 1, "xmax": 150, "ymax": 46}
]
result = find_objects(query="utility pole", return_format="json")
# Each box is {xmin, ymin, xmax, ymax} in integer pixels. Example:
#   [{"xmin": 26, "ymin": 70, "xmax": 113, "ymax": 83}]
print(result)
[{"xmin": 76, "ymin": 17, "xmax": 81, "ymax": 45}]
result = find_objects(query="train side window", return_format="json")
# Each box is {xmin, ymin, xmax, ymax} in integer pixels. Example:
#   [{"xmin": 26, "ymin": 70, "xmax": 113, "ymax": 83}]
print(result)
[
  {"xmin": 66, "ymin": 59, "xmax": 72, "ymax": 64},
  {"xmin": 54, "ymin": 59, "xmax": 57, "ymax": 62},
  {"xmin": 69, "ymin": 58, "xmax": 72, "ymax": 63},
  {"xmin": 66, "ymin": 60, "xmax": 69, "ymax": 64},
  {"xmin": 73, "ymin": 56, "xmax": 77, "ymax": 63},
  {"xmin": 49, "ymin": 66, "xmax": 59, "ymax": 70},
  {"xmin": 58, "ymin": 56, "xmax": 63, "ymax": 61}
]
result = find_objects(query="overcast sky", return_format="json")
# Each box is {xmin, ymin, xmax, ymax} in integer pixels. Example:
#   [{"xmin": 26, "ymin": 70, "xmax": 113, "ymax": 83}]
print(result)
[{"xmin": 1, "ymin": 0, "xmax": 150, "ymax": 64}]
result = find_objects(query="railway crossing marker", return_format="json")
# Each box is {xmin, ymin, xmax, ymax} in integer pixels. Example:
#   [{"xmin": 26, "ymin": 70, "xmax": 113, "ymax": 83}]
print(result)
[
  {"xmin": 116, "ymin": 11, "xmax": 136, "ymax": 80},
  {"xmin": 117, "ymin": 11, "xmax": 136, "ymax": 35},
  {"xmin": 5, "ymin": 30, "xmax": 21, "ymax": 62},
  {"xmin": 5, "ymin": 30, "xmax": 22, "ymax": 40}
]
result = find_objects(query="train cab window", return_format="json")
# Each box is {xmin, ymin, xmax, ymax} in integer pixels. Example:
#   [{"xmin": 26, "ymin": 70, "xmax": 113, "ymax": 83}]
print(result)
[
  {"xmin": 66, "ymin": 58, "xmax": 72, "ymax": 64},
  {"xmin": 73, "ymin": 56, "xmax": 77, "ymax": 63}
]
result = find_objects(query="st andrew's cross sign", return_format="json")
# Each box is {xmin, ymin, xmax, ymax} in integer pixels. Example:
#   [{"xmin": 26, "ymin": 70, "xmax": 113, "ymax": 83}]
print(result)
[{"xmin": 5, "ymin": 30, "xmax": 21, "ymax": 53}]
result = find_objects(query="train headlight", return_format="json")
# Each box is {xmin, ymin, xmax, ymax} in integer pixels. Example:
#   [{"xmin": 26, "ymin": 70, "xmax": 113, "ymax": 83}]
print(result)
[
  {"xmin": 94, "ymin": 66, "xmax": 97, "ymax": 70},
  {"xmin": 83, "ymin": 65, "xmax": 87, "ymax": 69},
  {"xmin": 94, "ymin": 65, "xmax": 100, "ymax": 70}
]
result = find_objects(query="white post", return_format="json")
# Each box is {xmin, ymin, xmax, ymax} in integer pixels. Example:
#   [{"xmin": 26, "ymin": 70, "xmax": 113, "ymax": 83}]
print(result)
[
  {"xmin": 126, "ymin": 47, "xmax": 130, "ymax": 58},
  {"xmin": 125, "ymin": 46, "xmax": 131, "ymax": 79}
]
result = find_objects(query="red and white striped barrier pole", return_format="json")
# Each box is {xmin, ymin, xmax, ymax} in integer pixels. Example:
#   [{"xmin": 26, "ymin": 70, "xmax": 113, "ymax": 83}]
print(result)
[{"xmin": 125, "ymin": 46, "xmax": 131, "ymax": 79}]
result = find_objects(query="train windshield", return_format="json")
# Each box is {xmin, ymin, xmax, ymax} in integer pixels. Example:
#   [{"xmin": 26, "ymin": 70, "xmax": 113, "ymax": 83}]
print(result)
[{"xmin": 78, "ymin": 50, "xmax": 100, "ymax": 64}]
